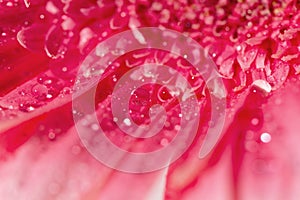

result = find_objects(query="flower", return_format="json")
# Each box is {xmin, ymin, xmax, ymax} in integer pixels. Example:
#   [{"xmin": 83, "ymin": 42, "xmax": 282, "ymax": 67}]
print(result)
[{"xmin": 0, "ymin": 0, "xmax": 300, "ymax": 200}]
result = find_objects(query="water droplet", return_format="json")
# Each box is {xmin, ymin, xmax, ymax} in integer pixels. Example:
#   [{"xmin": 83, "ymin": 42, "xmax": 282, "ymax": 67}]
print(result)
[
  {"xmin": 71, "ymin": 145, "xmax": 81, "ymax": 155},
  {"xmin": 6, "ymin": 2, "xmax": 13, "ymax": 7},
  {"xmin": 61, "ymin": 67, "xmax": 67, "ymax": 72},
  {"xmin": 113, "ymin": 117, "xmax": 118, "ymax": 122},
  {"xmin": 60, "ymin": 87, "xmax": 72, "ymax": 95},
  {"xmin": 251, "ymin": 118, "xmax": 259, "ymax": 126},
  {"xmin": 46, "ymin": 94, "xmax": 53, "ymax": 99},
  {"xmin": 18, "ymin": 90, "xmax": 26, "ymax": 96},
  {"xmin": 260, "ymin": 132, "xmax": 271, "ymax": 143},
  {"xmin": 19, "ymin": 103, "xmax": 35, "ymax": 112},
  {"xmin": 48, "ymin": 130, "xmax": 56, "ymax": 140},
  {"xmin": 252, "ymin": 79, "xmax": 272, "ymax": 93},
  {"xmin": 31, "ymin": 84, "xmax": 48, "ymax": 100},
  {"xmin": 102, "ymin": 31, "xmax": 108, "ymax": 37},
  {"xmin": 174, "ymin": 125, "xmax": 180, "ymax": 131},
  {"xmin": 123, "ymin": 118, "xmax": 131, "ymax": 126},
  {"xmin": 120, "ymin": 12, "xmax": 126, "ymax": 17},
  {"xmin": 91, "ymin": 123, "xmax": 99, "ymax": 131},
  {"xmin": 160, "ymin": 138, "xmax": 169, "ymax": 146}
]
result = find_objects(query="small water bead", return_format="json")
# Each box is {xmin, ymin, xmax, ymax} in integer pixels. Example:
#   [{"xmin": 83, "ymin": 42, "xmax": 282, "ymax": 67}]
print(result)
[
  {"xmin": 60, "ymin": 87, "xmax": 72, "ymax": 96},
  {"xmin": 18, "ymin": 90, "xmax": 26, "ymax": 96},
  {"xmin": 123, "ymin": 118, "xmax": 131, "ymax": 126},
  {"xmin": 31, "ymin": 84, "xmax": 49, "ymax": 100},
  {"xmin": 61, "ymin": 67, "xmax": 68, "ymax": 72},
  {"xmin": 174, "ymin": 125, "xmax": 180, "ymax": 131},
  {"xmin": 113, "ymin": 117, "xmax": 118, "ymax": 122},
  {"xmin": 81, "ymin": 119, "xmax": 89, "ymax": 126},
  {"xmin": 71, "ymin": 145, "xmax": 81, "ymax": 155},
  {"xmin": 48, "ymin": 130, "xmax": 56, "ymax": 140},
  {"xmin": 252, "ymin": 79, "xmax": 272, "ymax": 93},
  {"xmin": 91, "ymin": 123, "xmax": 100, "ymax": 131},
  {"xmin": 160, "ymin": 138, "xmax": 169, "ymax": 147},
  {"xmin": 251, "ymin": 118, "xmax": 259, "ymax": 126},
  {"xmin": 260, "ymin": 132, "xmax": 272, "ymax": 143},
  {"xmin": 6, "ymin": 2, "xmax": 13, "ymax": 6},
  {"xmin": 19, "ymin": 103, "xmax": 35, "ymax": 112},
  {"xmin": 120, "ymin": 12, "xmax": 126, "ymax": 17},
  {"xmin": 102, "ymin": 31, "xmax": 108, "ymax": 37}
]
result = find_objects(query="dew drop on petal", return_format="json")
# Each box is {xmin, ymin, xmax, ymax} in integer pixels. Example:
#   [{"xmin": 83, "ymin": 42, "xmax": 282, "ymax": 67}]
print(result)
[
  {"xmin": 19, "ymin": 103, "xmax": 35, "ymax": 112},
  {"xmin": 123, "ymin": 118, "xmax": 131, "ymax": 126},
  {"xmin": 91, "ymin": 123, "xmax": 99, "ymax": 131},
  {"xmin": 251, "ymin": 118, "xmax": 259, "ymax": 126},
  {"xmin": 31, "ymin": 84, "xmax": 48, "ymax": 100},
  {"xmin": 6, "ymin": 2, "xmax": 13, "ymax": 7},
  {"xmin": 160, "ymin": 138, "xmax": 169, "ymax": 147},
  {"xmin": 46, "ymin": 94, "xmax": 53, "ymax": 99},
  {"xmin": 260, "ymin": 132, "xmax": 271, "ymax": 143},
  {"xmin": 252, "ymin": 79, "xmax": 272, "ymax": 93},
  {"xmin": 48, "ymin": 130, "xmax": 56, "ymax": 140}
]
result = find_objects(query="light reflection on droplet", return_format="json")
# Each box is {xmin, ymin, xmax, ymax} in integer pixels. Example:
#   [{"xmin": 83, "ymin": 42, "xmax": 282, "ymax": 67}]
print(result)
[
  {"xmin": 120, "ymin": 12, "xmax": 126, "ymax": 17},
  {"xmin": 91, "ymin": 123, "xmax": 99, "ymax": 131},
  {"xmin": 174, "ymin": 125, "xmax": 180, "ymax": 131},
  {"xmin": 48, "ymin": 131, "xmax": 56, "ymax": 140},
  {"xmin": 251, "ymin": 118, "xmax": 259, "ymax": 126},
  {"xmin": 113, "ymin": 117, "xmax": 118, "ymax": 122},
  {"xmin": 160, "ymin": 138, "xmax": 169, "ymax": 147},
  {"xmin": 46, "ymin": 94, "xmax": 53, "ymax": 99},
  {"xmin": 123, "ymin": 118, "xmax": 131, "ymax": 126},
  {"xmin": 260, "ymin": 132, "xmax": 271, "ymax": 143}
]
